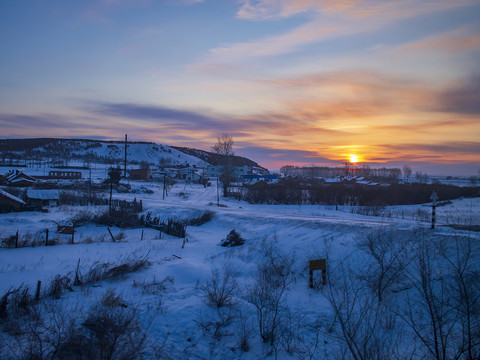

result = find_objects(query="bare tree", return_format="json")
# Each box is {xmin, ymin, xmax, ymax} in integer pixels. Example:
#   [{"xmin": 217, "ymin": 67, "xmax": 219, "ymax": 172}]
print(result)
[
  {"xmin": 435, "ymin": 233, "xmax": 480, "ymax": 359},
  {"xmin": 212, "ymin": 134, "xmax": 235, "ymax": 196},
  {"xmin": 468, "ymin": 175, "xmax": 478, "ymax": 187},
  {"xmin": 356, "ymin": 228, "xmax": 410, "ymax": 302},
  {"xmin": 398, "ymin": 237, "xmax": 461, "ymax": 360},
  {"xmin": 212, "ymin": 133, "xmax": 234, "ymax": 157},
  {"xmin": 326, "ymin": 262, "xmax": 403, "ymax": 360},
  {"xmin": 200, "ymin": 268, "xmax": 238, "ymax": 308},
  {"xmin": 403, "ymin": 165, "xmax": 412, "ymax": 183},
  {"xmin": 246, "ymin": 243, "xmax": 294, "ymax": 346}
]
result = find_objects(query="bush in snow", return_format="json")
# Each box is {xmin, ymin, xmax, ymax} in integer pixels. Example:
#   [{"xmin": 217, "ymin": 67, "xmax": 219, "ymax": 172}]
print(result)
[
  {"xmin": 200, "ymin": 268, "xmax": 237, "ymax": 308},
  {"xmin": 186, "ymin": 210, "xmax": 214, "ymax": 226},
  {"xmin": 219, "ymin": 229, "xmax": 245, "ymax": 247},
  {"xmin": 246, "ymin": 240, "xmax": 294, "ymax": 346},
  {"xmin": 1, "ymin": 292, "xmax": 147, "ymax": 360}
]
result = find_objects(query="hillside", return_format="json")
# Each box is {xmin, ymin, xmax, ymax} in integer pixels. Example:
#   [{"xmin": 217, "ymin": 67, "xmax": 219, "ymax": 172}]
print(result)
[
  {"xmin": 172, "ymin": 146, "xmax": 268, "ymax": 173},
  {"xmin": 0, "ymin": 138, "xmax": 265, "ymax": 170}
]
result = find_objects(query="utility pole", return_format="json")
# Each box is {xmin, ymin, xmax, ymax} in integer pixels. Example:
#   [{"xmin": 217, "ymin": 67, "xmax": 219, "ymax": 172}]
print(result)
[
  {"xmin": 430, "ymin": 190, "xmax": 438, "ymax": 230},
  {"xmin": 163, "ymin": 174, "xmax": 166, "ymax": 200},
  {"xmin": 89, "ymin": 165, "xmax": 92, "ymax": 201},
  {"xmin": 109, "ymin": 179, "xmax": 113, "ymax": 213},
  {"xmin": 217, "ymin": 177, "xmax": 220, "ymax": 206},
  {"xmin": 124, "ymin": 134, "xmax": 127, "ymax": 178}
]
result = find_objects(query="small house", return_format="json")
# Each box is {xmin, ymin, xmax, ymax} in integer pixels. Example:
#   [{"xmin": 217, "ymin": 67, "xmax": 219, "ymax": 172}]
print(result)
[
  {"xmin": 0, "ymin": 188, "xmax": 25, "ymax": 213},
  {"xmin": 243, "ymin": 174, "xmax": 278, "ymax": 184},
  {"xmin": 24, "ymin": 189, "xmax": 60, "ymax": 209},
  {"xmin": 130, "ymin": 168, "xmax": 152, "ymax": 180},
  {"xmin": 48, "ymin": 170, "xmax": 82, "ymax": 179},
  {"xmin": 206, "ymin": 165, "xmax": 249, "ymax": 180},
  {"xmin": 177, "ymin": 168, "xmax": 202, "ymax": 182},
  {"xmin": 5, "ymin": 170, "xmax": 36, "ymax": 187}
]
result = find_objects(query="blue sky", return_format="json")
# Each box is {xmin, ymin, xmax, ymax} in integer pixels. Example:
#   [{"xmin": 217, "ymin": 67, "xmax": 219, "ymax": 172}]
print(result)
[{"xmin": 1, "ymin": 0, "xmax": 479, "ymax": 175}]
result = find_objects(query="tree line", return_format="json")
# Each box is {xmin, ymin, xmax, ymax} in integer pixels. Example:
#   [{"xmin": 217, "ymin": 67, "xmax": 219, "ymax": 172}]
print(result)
[{"xmin": 238, "ymin": 180, "xmax": 479, "ymax": 206}]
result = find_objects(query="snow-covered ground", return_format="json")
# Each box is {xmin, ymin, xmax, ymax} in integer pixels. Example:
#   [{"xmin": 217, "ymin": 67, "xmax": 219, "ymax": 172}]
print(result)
[{"xmin": 0, "ymin": 178, "xmax": 479, "ymax": 359}]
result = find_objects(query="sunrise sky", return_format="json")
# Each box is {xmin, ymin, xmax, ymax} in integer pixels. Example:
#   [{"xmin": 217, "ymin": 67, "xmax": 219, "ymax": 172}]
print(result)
[{"xmin": 1, "ymin": 0, "xmax": 479, "ymax": 174}]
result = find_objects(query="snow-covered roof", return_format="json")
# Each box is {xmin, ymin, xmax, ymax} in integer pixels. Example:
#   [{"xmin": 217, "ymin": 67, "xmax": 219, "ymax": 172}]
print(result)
[
  {"xmin": 324, "ymin": 177, "xmax": 340, "ymax": 183},
  {"xmin": 5, "ymin": 170, "xmax": 36, "ymax": 182},
  {"xmin": 0, "ymin": 188, "xmax": 26, "ymax": 205},
  {"xmin": 25, "ymin": 189, "xmax": 60, "ymax": 200},
  {"xmin": 10, "ymin": 177, "xmax": 36, "ymax": 184}
]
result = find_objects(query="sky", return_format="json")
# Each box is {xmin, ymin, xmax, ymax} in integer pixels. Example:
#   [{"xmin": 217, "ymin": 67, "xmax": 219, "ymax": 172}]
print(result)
[{"xmin": 1, "ymin": 0, "xmax": 479, "ymax": 175}]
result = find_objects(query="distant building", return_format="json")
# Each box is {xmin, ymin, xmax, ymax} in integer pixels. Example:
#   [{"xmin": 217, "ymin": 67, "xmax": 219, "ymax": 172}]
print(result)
[
  {"xmin": 48, "ymin": 170, "xmax": 82, "ymax": 179},
  {"xmin": 206, "ymin": 165, "xmax": 249, "ymax": 179},
  {"xmin": 176, "ymin": 167, "xmax": 202, "ymax": 182},
  {"xmin": 24, "ymin": 189, "xmax": 60, "ymax": 209},
  {"xmin": 130, "ymin": 168, "xmax": 152, "ymax": 180},
  {"xmin": 5, "ymin": 170, "xmax": 36, "ymax": 187},
  {"xmin": 0, "ymin": 188, "xmax": 25, "ymax": 213},
  {"xmin": 243, "ymin": 174, "xmax": 278, "ymax": 184}
]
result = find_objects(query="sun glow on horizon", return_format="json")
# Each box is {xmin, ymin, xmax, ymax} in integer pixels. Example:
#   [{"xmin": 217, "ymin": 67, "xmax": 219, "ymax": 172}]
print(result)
[{"xmin": 348, "ymin": 154, "xmax": 360, "ymax": 164}]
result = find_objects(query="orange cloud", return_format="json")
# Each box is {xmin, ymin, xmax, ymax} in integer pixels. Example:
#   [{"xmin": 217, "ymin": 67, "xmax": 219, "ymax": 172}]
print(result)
[{"xmin": 399, "ymin": 25, "xmax": 480, "ymax": 53}]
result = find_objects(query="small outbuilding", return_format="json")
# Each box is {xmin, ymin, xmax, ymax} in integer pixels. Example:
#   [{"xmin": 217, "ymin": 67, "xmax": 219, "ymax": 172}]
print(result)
[
  {"xmin": 130, "ymin": 168, "xmax": 152, "ymax": 180},
  {"xmin": 24, "ymin": 189, "xmax": 60, "ymax": 209},
  {"xmin": 5, "ymin": 170, "xmax": 36, "ymax": 187},
  {"xmin": 0, "ymin": 188, "xmax": 25, "ymax": 213},
  {"xmin": 48, "ymin": 170, "xmax": 82, "ymax": 179}
]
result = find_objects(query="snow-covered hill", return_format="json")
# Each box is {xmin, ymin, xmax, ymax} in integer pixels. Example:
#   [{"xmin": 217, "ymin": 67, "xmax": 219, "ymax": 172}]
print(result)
[{"xmin": 0, "ymin": 138, "xmax": 206, "ymax": 168}]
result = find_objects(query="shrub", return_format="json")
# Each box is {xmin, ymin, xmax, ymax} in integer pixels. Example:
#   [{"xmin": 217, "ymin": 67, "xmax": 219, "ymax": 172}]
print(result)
[
  {"xmin": 200, "ymin": 269, "xmax": 237, "ymax": 308},
  {"xmin": 133, "ymin": 276, "xmax": 174, "ymax": 295},
  {"xmin": 47, "ymin": 274, "xmax": 73, "ymax": 299},
  {"xmin": 1, "ymin": 234, "xmax": 17, "ymax": 248},
  {"xmin": 186, "ymin": 211, "xmax": 214, "ymax": 226},
  {"xmin": 79, "ymin": 300, "xmax": 147, "ymax": 360},
  {"xmin": 220, "ymin": 229, "xmax": 245, "ymax": 247}
]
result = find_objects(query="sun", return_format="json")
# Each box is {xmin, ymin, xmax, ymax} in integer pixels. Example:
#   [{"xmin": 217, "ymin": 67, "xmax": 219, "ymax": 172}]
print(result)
[{"xmin": 348, "ymin": 154, "xmax": 359, "ymax": 164}]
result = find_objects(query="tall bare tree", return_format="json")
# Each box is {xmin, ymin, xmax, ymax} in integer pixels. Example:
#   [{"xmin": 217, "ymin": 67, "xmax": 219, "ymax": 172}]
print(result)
[
  {"xmin": 403, "ymin": 165, "xmax": 412, "ymax": 182},
  {"xmin": 212, "ymin": 134, "xmax": 235, "ymax": 196}
]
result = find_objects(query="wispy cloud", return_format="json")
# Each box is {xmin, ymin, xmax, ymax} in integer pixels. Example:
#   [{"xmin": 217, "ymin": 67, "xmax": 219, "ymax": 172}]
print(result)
[
  {"xmin": 202, "ymin": 0, "xmax": 477, "ymax": 65},
  {"xmin": 435, "ymin": 75, "xmax": 480, "ymax": 115},
  {"xmin": 236, "ymin": 0, "xmax": 476, "ymax": 21},
  {"xmin": 399, "ymin": 25, "xmax": 480, "ymax": 53},
  {"xmin": 0, "ymin": 114, "xmax": 72, "ymax": 129},
  {"xmin": 86, "ymin": 102, "xmax": 226, "ymax": 129}
]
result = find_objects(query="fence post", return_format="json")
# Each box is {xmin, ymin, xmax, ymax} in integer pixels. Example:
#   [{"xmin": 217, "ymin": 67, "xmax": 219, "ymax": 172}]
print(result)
[
  {"xmin": 35, "ymin": 281, "xmax": 41, "ymax": 301},
  {"xmin": 45, "ymin": 229, "xmax": 49, "ymax": 246},
  {"xmin": 15, "ymin": 230, "xmax": 18, "ymax": 248},
  {"xmin": 71, "ymin": 225, "xmax": 75, "ymax": 244},
  {"xmin": 74, "ymin": 258, "xmax": 81, "ymax": 286},
  {"xmin": 108, "ymin": 228, "xmax": 115, "ymax": 242}
]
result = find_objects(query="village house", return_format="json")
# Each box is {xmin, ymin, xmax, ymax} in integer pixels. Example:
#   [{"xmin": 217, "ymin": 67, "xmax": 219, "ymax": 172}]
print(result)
[
  {"xmin": 0, "ymin": 188, "xmax": 25, "ymax": 213},
  {"xmin": 243, "ymin": 174, "xmax": 278, "ymax": 185},
  {"xmin": 206, "ymin": 165, "xmax": 249, "ymax": 180},
  {"xmin": 130, "ymin": 168, "xmax": 152, "ymax": 180},
  {"xmin": 23, "ymin": 189, "xmax": 60, "ymax": 210},
  {"xmin": 4, "ymin": 170, "xmax": 36, "ymax": 187},
  {"xmin": 177, "ymin": 167, "xmax": 202, "ymax": 182},
  {"xmin": 48, "ymin": 170, "xmax": 82, "ymax": 179}
]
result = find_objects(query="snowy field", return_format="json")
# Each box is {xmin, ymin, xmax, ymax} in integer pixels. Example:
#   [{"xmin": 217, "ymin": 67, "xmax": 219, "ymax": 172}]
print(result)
[{"xmin": 0, "ymin": 179, "xmax": 479, "ymax": 359}]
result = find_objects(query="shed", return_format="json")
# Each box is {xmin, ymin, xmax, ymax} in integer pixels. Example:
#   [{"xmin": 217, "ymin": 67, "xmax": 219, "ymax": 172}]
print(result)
[
  {"xmin": 0, "ymin": 188, "xmax": 25, "ymax": 213},
  {"xmin": 48, "ymin": 170, "xmax": 82, "ymax": 179},
  {"xmin": 130, "ymin": 168, "xmax": 152, "ymax": 180},
  {"xmin": 24, "ymin": 189, "xmax": 60, "ymax": 209},
  {"xmin": 5, "ymin": 170, "xmax": 36, "ymax": 187}
]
